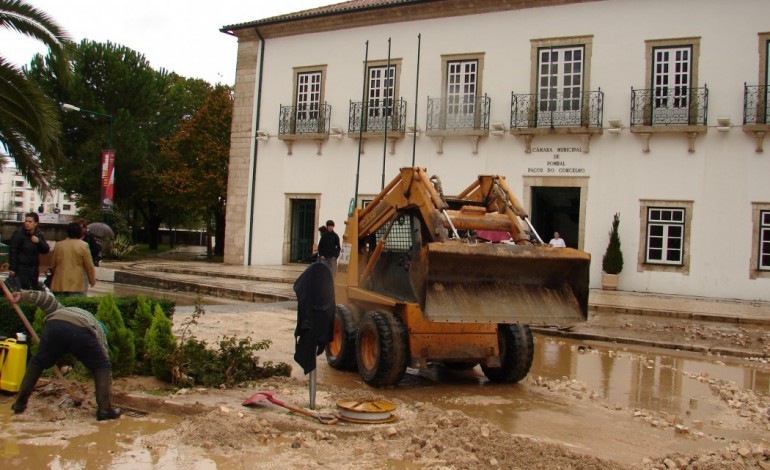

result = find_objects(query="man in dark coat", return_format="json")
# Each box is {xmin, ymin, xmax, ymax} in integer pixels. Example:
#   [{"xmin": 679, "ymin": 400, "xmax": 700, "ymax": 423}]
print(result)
[
  {"xmin": 293, "ymin": 262, "xmax": 335, "ymax": 375},
  {"xmin": 9, "ymin": 212, "xmax": 50, "ymax": 289},
  {"xmin": 76, "ymin": 218, "xmax": 101, "ymax": 266},
  {"xmin": 317, "ymin": 219, "xmax": 341, "ymax": 275}
]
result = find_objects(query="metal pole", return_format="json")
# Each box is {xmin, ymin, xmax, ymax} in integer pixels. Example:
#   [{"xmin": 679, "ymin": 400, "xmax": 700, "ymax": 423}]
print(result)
[
  {"xmin": 309, "ymin": 369, "xmax": 317, "ymax": 409},
  {"xmin": 381, "ymin": 38, "xmax": 391, "ymax": 190},
  {"xmin": 353, "ymin": 41, "xmax": 369, "ymax": 205},
  {"xmin": 411, "ymin": 34, "xmax": 421, "ymax": 167}
]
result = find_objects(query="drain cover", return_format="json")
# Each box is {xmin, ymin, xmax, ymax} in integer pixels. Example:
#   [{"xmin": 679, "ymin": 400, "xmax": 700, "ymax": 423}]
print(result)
[{"xmin": 336, "ymin": 399, "xmax": 397, "ymax": 423}]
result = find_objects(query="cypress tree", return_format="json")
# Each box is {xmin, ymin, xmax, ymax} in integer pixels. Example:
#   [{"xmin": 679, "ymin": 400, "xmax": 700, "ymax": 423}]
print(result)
[
  {"xmin": 145, "ymin": 304, "xmax": 177, "ymax": 382},
  {"xmin": 96, "ymin": 294, "xmax": 136, "ymax": 377},
  {"xmin": 129, "ymin": 295, "xmax": 155, "ymax": 374},
  {"xmin": 602, "ymin": 213, "xmax": 624, "ymax": 275}
]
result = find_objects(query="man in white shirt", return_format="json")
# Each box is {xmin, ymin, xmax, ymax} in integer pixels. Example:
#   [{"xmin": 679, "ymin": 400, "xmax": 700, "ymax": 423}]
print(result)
[{"xmin": 549, "ymin": 231, "xmax": 566, "ymax": 248}]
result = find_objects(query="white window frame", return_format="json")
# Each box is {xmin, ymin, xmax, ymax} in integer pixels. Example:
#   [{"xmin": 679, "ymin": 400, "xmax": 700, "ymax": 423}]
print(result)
[
  {"xmin": 760, "ymin": 210, "xmax": 770, "ymax": 271},
  {"xmin": 638, "ymin": 200, "xmax": 692, "ymax": 275},
  {"xmin": 446, "ymin": 59, "xmax": 478, "ymax": 128},
  {"xmin": 537, "ymin": 45, "xmax": 584, "ymax": 126},
  {"xmin": 367, "ymin": 65, "xmax": 395, "ymax": 118},
  {"xmin": 645, "ymin": 207, "xmax": 685, "ymax": 265},
  {"xmin": 296, "ymin": 71, "xmax": 322, "ymax": 128},
  {"xmin": 651, "ymin": 46, "xmax": 692, "ymax": 124}
]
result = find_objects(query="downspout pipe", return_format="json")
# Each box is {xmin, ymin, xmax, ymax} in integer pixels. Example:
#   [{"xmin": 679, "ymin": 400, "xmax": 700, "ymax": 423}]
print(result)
[{"xmin": 246, "ymin": 28, "xmax": 266, "ymax": 265}]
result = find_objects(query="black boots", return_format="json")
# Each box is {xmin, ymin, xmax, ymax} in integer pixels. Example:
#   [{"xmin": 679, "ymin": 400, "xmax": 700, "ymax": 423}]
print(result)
[
  {"xmin": 11, "ymin": 362, "xmax": 43, "ymax": 414},
  {"xmin": 94, "ymin": 369, "xmax": 122, "ymax": 421}
]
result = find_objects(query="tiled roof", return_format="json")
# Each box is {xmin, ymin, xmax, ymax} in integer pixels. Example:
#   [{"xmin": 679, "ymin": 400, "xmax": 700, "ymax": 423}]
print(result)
[{"xmin": 223, "ymin": 0, "xmax": 421, "ymax": 31}]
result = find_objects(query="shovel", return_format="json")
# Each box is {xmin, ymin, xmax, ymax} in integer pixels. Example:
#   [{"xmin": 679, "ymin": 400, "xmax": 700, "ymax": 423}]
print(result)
[{"xmin": 242, "ymin": 390, "xmax": 338, "ymax": 425}]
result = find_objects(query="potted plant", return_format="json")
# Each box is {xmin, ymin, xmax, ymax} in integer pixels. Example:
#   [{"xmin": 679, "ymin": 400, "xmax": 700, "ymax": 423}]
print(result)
[{"xmin": 601, "ymin": 213, "xmax": 623, "ymax": 290}]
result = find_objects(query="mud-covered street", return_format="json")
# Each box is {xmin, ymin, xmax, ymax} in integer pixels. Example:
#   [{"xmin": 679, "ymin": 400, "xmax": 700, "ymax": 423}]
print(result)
[{"xmin": 2, "ymin": 299, "xmax": 769, "ymax": 469}]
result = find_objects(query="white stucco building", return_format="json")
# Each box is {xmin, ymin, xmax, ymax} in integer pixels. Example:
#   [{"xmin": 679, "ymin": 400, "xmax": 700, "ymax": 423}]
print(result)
[
  {"xmin": 0, "ymin": 168, "xmax": 78, "ymax": 219},
  {"xmin": 221, "ymin": 0, "xmax": 770, "ymax": 302}
]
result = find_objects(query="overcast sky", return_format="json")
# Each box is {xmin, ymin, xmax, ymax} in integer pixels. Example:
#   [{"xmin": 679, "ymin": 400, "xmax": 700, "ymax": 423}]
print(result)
[{"xmin": 2, "ymin": 0, "xmax": 335, "ymax": 85}]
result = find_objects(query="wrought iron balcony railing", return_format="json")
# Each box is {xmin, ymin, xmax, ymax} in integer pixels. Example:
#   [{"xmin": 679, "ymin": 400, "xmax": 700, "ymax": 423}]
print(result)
[
  {"xmin": 510, "ymin": 90, "xmax": 603, "ymax": 129},
  {"xmin": 743, "ymin": 84, "xmax": 769, "ymax": 125},
  {"xmin": 426, "ymin": 94, "xmax": 490, "ymax": 132},
  {"xmin": 630, "ymin": 86, "xmax": 708, "ymax": 127},
  {"xmin": 278, "ymin": 103, "xmax": 331, "ymax": 135},
  {"xmin": 348, "ymin": 98, "xmax": 407, "ymax": 133}
]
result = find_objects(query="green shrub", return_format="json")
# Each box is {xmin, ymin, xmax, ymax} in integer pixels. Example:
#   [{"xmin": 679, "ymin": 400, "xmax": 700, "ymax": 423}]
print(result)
[
  {"xmin": 602, "ymin": 212, "xmax": 624, "ymax": 275},
  {"xmin": 109, "ymin": 234, "xmax": 137, "ymax": 260},
  {"xmin": 96, "ymin": 294, "xmax": 136, "ymax": 377},
  {"xmin": 175, "ymin": 336, "xmax": 291, "ymax": 388},
  {"xmin": 145, "ymin": 304, "xmax": 177, "ymax": 382},
  {"xmin": 130, "ymin": 295, "xmax": 155, "ymax": 374},
  {"xmin": 166, "ymin": 296, "xmax": 291, "ymax": 387}
]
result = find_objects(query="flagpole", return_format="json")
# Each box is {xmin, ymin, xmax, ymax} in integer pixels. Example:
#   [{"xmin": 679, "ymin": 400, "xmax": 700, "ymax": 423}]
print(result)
[
  {"xmin": 353, "ymin": 41, "xmax": 369, "ymax": 211},
  {"xmin": 381, "ymin": 37, "xmax": 391, "ymax": 190},
  {"xmin": 411, "ymin": 34, "xmax": 421, "ymax": 167}
]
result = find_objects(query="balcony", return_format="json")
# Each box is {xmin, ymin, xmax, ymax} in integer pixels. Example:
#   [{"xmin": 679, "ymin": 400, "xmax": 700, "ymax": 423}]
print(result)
[
  {"xmin": 630, "ymin": 86, "xmax": 708, "ymax": 152},
  {"xmin": 425, "ymin": 94, "xmax": 490, "ymax": 154},
  {"xmin": 277, "ymin": 103, "xmax": 332, "ymax": 155},
  {"xmin": 348, "ymin": 99, "xmax": 407, "ymax": 154},
  {"xmin": 509, "ymin": 90, "xmax": 604, "ymax": 153},
  {"xmin": 743, "ymin": 84, "xmax": 769, "ymax": 152}
]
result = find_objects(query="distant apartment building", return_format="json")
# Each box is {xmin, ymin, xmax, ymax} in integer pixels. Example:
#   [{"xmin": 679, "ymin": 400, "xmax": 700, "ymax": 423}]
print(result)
[
  {"xmin": 0, "ymin": 169, "xmax": 78, "ymax": 219},
  {"xmin": 222, "ymin": 0, "xmax": 770, "ymax": 302}
]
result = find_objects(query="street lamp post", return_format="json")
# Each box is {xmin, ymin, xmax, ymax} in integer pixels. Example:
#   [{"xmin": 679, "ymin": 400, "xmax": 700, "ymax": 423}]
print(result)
[
  {"xmin": 61, "ymin": 102, "xmax": 115, "ymax": 215},
  {"xmin": 60, "ymin": 103, "xmax": 113, "ymax": 149}
]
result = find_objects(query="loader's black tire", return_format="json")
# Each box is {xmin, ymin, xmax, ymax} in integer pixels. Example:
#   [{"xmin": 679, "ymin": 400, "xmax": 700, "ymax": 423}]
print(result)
[
  {"xmin": 326, "ymin": 304, "xmax": 359, "ymax": 371},
  {"xmin": 356, "ymin": 311, "xmax": 409, "ymax": 387},
  {"xmin": 481, "ymin": 324, "xmax": 534, "ymax": 383}
]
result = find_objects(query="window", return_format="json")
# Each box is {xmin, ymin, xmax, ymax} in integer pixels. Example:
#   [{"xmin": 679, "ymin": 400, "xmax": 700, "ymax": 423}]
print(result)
[
  {"xmin": 537, "ymin": 45, "xmax": 584, "ymax": 126},
  {"xmin": 751, "ymin": 203, "xmax": 770, "ymax": 279},
  {"xmin": 639, "ymin": 37, "xmax": 701, "ymax": 127},
  {"xmin": 14, "ymin": 181, "xmax": 23, "ymax": 187},
  {"xmin": 646, "ymin": 207, "xmax": 685, "ymax": 265},
  {"xmin": 760, "ymin": 211, "xmax": 770, "ymax": 271},
  {"xmin": 361, "ymin": 60, "xmax": 402, "ymax": 132},
  {"xmin": 651, "ymin": 46, "xmax": 691, "ymax": 124},
  {"xmin": 63, "ymin": 204, "xmax": 71, "ymax": 211},
  {"xmin": 446, "ymin": 59, "xmax": 478, "ymax": 128},
  {"xmin": 638, "ymin": 200, "xmax": 692, "ymax": 274},
  {"xmin": 368, "ymin": 65, "xmax": 395, "ymax": 119},
  {"xmin": 296, "ymin": 71, "xmax": 322, "ymax": 132},
  {"xmin": 513, "ymin": 36, "xmax": 599, "ymax": 140}
]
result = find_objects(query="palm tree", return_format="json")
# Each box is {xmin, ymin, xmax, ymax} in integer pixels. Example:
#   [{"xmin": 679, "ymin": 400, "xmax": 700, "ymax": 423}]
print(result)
[{"xmin": 0, "ymin": 0, "xmax": 70, "ymax": 191}]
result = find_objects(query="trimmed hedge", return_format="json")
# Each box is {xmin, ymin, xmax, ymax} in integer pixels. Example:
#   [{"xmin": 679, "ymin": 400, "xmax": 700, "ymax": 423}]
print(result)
[{"xmin": 0, "ymin": 295, "xmax": 175, "ymax": 339}]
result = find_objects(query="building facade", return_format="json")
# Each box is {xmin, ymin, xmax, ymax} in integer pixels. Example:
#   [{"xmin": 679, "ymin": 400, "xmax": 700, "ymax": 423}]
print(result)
[
  {"xmin": 222, "ymin": 0, "xmax": 770, "ymax": 301},
  {"xmin": 0, "ymin": 169, "xmax": 78, "ymax": 220}
]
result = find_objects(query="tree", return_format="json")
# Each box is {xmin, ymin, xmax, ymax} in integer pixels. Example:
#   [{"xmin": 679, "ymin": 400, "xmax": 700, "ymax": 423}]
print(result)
[
  {"xmin": 27, "ymin": 39, "xmax": 211, "ymax": 246},
  {"xmin": 96, "ymin": 294, "xmax": 136, "ymax": 377},
  {"xmin": 0, "ymin": 0, "xmax": 70, "ymax": 191},
  {"xmin": 145, "ymin": 304, "xmax": 176, "ymax": 382},
  {"xmin": 602, "ymin": 213, "xmax": 623, "ymax": 275},
  {"xmin": 158, "ymin": 85, "xmax": 231, "ymax": 256}
]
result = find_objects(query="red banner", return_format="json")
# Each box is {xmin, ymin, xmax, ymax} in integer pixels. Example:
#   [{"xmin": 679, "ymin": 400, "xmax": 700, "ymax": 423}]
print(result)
[{"xmin": 100, "ymin": 150, "xmax": 115, "ymax": 213}]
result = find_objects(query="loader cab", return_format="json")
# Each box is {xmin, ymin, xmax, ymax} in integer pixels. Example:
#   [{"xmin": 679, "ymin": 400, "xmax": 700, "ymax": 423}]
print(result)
[{"xmin": 365, "ymin": 212, "xmax": 425, "ymax": 302}]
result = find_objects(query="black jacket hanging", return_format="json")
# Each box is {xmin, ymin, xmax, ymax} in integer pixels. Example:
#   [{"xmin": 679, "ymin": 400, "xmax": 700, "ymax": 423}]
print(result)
[{"xmin": 293, "ymin": 262, "xmax": 335, "ymax": 375}]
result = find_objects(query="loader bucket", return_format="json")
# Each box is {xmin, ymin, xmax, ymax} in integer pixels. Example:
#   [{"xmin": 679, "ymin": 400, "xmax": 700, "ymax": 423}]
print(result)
[{"xmin": 409, "ymin": 241, "xmax": 590, "ymax": 327}]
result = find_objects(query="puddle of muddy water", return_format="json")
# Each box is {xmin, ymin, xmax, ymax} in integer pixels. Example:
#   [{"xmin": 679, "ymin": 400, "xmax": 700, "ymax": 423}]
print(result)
[
  {"xmin": 0, "ymin": 403, "xmax": 191, "ymax": 468},
  {"xmin": 320, "ymin": 334, "xmax": 770, "ymax": 440}
]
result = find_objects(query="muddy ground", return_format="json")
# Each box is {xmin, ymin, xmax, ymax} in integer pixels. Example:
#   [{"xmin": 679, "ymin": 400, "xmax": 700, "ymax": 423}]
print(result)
[{"xmin": 3, "ymin": 302, "xmax": 770, "ymax": 469}]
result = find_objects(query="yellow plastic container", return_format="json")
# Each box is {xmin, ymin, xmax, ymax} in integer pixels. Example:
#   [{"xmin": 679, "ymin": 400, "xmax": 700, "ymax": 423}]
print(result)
[{"xmin": 0, "ymin": 338, "xmax": 28, "ymax": 393}]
